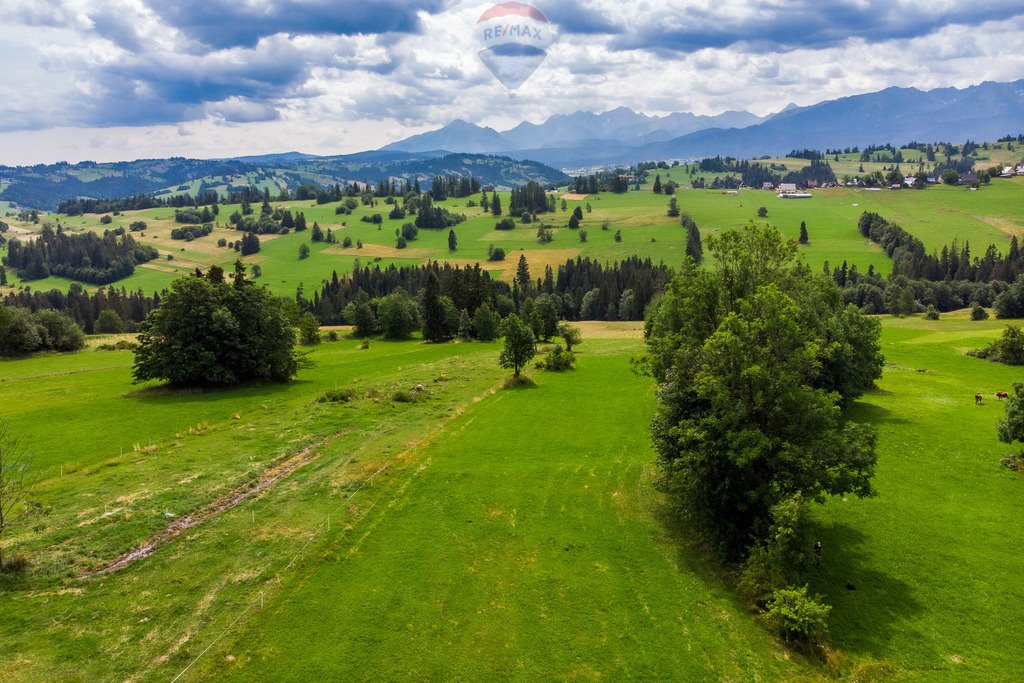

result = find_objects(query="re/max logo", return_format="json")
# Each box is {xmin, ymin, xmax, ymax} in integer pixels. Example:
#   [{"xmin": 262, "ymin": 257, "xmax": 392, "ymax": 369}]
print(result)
[{"xmin": 482, "ymin": 24, "xmax": 544, "ymax": 42}]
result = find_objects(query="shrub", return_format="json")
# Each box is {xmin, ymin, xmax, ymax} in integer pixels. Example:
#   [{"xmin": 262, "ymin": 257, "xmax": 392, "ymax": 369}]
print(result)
[
  {"xmin": 757, "ymin": 206, "xmax": 768, "ymax": 218},
  {"xmin": 495, "ymin": 218, "xmax": 516, "ymax": 231},
  {"xmin": 923, "ymin": 304, "xmax": 940, "ymax": 320},
  {"xmin": 764, "ymin": 586, "xmax": 831, "ymax": 643},
  {"xmin": 99, "ymin": 215, "xmax": 113, "ymax": 224},
  {"xmin": 327, "ymin": 330, "xmax": 339, "ymax": 342},
  {"xmin": 969, "ymin": 325, "xmax": 1024, "ymax": 365},
  {"xmin": 536, "ymin": 344, "xmax": 576, "ymax": 371},
  {"xmin": 393, "ymin": 389, "xmax": 423, "ymax": 403},
  {"xmin": 971, "ymin": 303, "xmax": 990, "ymax": 320},
  {"xmin": 96, "ymin": 340, "xmax": 137, "ymax": 351},
  {"xmin": 316, "ymin": 388, "xmax": 357, "ymax": 403},
  {"xmin": 488, "ymin": 245, "xmax": 505, "ymax": 261},
  {"xmin": 613, "ymin": 229, "xmax": 622, "ymax": 242}
]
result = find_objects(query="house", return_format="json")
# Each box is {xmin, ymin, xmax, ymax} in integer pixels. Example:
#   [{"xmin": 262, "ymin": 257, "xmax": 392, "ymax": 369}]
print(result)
[
  {"xmin": 762, "ymin": 182, "xmax": 775, "ymax": 190},
  {"xmin": 1016, "ymin": 165, "xmax": 1024, "ymax": 175},
  {"xmin": 904, "ymin": 176, "xmax": 917, "ymax": 186},
  {"xmin": 779, "ymin": 182, "xmax": 798, "ymax": 193},
  {"xmin": 1002, "ymin": 166, "xmax": 1015, "ymax": 177},
  {"xmin": 959, "ymin": 172, "xmax": 978, "ymax": 185}
]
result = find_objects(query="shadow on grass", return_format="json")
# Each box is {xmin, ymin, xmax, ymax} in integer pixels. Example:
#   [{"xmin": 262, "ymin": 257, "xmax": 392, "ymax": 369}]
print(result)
[
  {"xmin": 844, "ymin": 400, "xmax": 907, "ymax": 426},
  {"xmin": 124, "ymin": 378, "xmax": 311, "ymax": 403},
  {"xmin": 806, "ymin": 521, "xmax": 923, "ymax": 658}
]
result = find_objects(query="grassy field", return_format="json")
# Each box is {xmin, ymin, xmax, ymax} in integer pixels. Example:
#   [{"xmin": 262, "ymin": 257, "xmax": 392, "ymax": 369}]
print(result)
[
  {"xmin": 3, "ymin": 176, "xmax": 1023, "ymax": 299},
  {"xmin": 1, "ymin": 315, "xmax": 1023, "ymax": 680}
]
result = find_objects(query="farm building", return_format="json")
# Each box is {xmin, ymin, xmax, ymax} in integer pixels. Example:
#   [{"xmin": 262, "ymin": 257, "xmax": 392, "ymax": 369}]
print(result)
[{"xmin": 779, "ymin": 182, "xmax": 798, "ymax": 193}]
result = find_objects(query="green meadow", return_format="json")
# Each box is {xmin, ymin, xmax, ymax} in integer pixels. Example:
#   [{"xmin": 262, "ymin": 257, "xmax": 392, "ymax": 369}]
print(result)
[
  {"xmin": 1, "ymin": 314, "xmax": 1023, "ymax": 680},
  {"xmin": 3, "ymin": 176, "xmax": 1023, "ymax": 299}
]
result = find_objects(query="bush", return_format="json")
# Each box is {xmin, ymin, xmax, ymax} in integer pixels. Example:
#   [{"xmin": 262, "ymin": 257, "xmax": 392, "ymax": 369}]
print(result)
[
  {"xmin": 316, "ymin": 388, "xmax": 357, "ymax": 403},
  {"xmin": 968, "ymin": 325, "xmax": 1024, "ymax": 365},
  {"xmin": 764, "ymin": 586, "xmax": 831, "ymax": 643},
  {"xmin": 96, "ymin": 340, "xmax": 137, "ymax": 351},
  {"xmin": 0, "ymin": 305, "xmax": 85, "ymax": 356},
  {"xmin": 327, "ymin": 330, "xmax": 339, "ymax": 342},
  {"xmin": 971, "ymin": 303, "xmax": 990, "ymax": 320},
  {"xmin": 757, "ymin": 206, "xmax": 768, "ymax": 218},
  {"xmin": 495, "ymin": 218, "xmax": 516, "ymax": 231},
  {"xmin": 392, "ymin": 389, "xmax": 423, "ymax": 403},
  {"xmin": 923, "ymin": 304, "xmax": 940, "ymax": 320},
  {"xmin": 488, "ymin": 246, "xmax": 505, "ymax": 261},
  {"xmin": 536, "ymin": 344, "xmax": 576, "ymax": 371}
]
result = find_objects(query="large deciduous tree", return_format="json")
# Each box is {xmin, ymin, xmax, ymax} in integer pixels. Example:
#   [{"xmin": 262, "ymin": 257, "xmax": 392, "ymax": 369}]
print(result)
[
  {"xmin": 644, "ymin": 224, "xmax": 882, "ymax": 559},
  {"xmin": 133, "ymin": 267, "xmax": 299, "ymax": 386}
]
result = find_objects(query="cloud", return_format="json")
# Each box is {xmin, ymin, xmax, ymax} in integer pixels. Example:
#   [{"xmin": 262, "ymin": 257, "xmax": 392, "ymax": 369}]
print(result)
[{"xmin": 0, "ymin": 0, "xmax": 1023, "ymax": 164}]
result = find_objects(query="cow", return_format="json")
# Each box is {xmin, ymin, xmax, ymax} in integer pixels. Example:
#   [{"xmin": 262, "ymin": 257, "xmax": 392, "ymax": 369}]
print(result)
[
  {"xmin": 975, "ymin": 393, "xmax": 984, "ymax": 405},
  {"xmin": 996, "ymin": 391, "xmax": 1010, "ymax": 400}
]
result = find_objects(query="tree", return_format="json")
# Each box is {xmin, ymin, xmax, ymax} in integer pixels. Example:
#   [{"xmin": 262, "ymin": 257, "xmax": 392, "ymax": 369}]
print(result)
[
  {"xmin": 132, "ymin": 272, "xmax": 300, "ymax": 386},
  {"xmin": 421, "ymin": 272, "xmax": 454, "ymax": 342},
  {"xmin": 644, "ymin": 224, "xmax": 881, "ymax": 559},
  {"xmin": 941, "ymin": 169, "xmax": 960, "ymax": 185},
  {"xmin": 448, "ymin": 229, "xmax": 457, "ymax": 251},
  {"xmin": 572, "ymin": 206, "xmax": 584, "ymax": 221},
  {"xmin": 998, "ymin": 382, "xmax": 1024, "ymax": 460},
  {"xmin": 667, "ymin": 196, "xmax": 680, "ymax": 217},
  {"xmin": 653, "ymin": 174, "xmax": 663, "ymax": 194},
  {"xmin": 758, "ymin": 206, "xmax": 769, "ymax": 218},
  {"xmin": 311, "ymin": 222, "xmax": 325, "ymax": 242},
  {"xmin": 299, "ymin": 243, "xmax": 310, "ymax": 259},
  {"xmin": 240, "ymin": 232, "xmax": 260, "ymax": 256},
  {"xmin": 344, "ymin": 291, "xmax": 376, "ymax": 337},
  {"xmin": 499, "ymin": 314, "xmax": 536, "ymax": 378},
  {"xmin": 799, "ymin": 221, "xmax": 809, "ymax": 244},
  {"xmin": 0, "ymin": 422, "xmax": 32, "ymax": 569},
  {"xmin": 473, "ymin": 302, "xmax": 500, "ymax": 341},
  {"xmin": 568, "ymin": 214, "xmax": 580, "ymax": 230},
  {"xmin": 682, "ymin": 213, "xmax": 703, "ymax": 263},
  {"xmin": 614, "ymin": 229, "xmax": 622, "ymax": 242},
  {"xmin": 531, "ymin": 294, "xmax": 559, "ymax": 341},
  {"xmin": 94, "ymin": 309, "xmax": 126, "ymax": 334},
  {"xmin": 0, "ymin": 266, "xmax": 6, "ymax": 286},
  {"xmin": 298, "ymin": 313, "xmax": 321, "ymax": 345},
  {"xmin": 516, "ymin": 255, "xmax": 532, "ymax": 294},
  {"xmin": 972, "ymin": 303, "xmax": 990, "ymax": 320},
  {"xmin": 579, "ymin": 229, "xmax": 588, "ymax": 243},
  {"xmin": 491, "ymin": 192, "xmax": 502, "ymax": 216},
  {"xmin": 557, "ymin": 322, "xmax": 582, "ymax": 353},
  {"xmin": 377, "ymin": 288, "xmax": 421, "ymax": 339}
]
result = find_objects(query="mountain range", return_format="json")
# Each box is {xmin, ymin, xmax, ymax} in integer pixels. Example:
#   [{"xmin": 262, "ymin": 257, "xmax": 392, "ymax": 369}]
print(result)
[{"xmin": 381, "ymin": 80, "xmax": 1024, "ymax": 168}]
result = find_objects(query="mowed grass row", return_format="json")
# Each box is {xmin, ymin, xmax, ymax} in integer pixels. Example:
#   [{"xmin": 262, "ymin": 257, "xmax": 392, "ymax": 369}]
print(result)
[
  {"xmin": 193, "ymin": 342, "xmax": 809, "ymax": 681},
  {"xmin": 3, "ymin": 177, "xmax": 1022, "ymax": 299}
]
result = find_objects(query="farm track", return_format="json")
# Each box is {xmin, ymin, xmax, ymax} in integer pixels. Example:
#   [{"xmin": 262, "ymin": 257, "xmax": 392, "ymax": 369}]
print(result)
[{"xmin": 81, "ymin": 432, "xmax": 348, "ymax": 577}]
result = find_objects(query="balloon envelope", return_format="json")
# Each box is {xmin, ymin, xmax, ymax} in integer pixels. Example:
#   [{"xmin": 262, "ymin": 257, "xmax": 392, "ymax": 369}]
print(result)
[{"xmin": 476, "ymin": 2, "xmax": 554, "ymax": 90}]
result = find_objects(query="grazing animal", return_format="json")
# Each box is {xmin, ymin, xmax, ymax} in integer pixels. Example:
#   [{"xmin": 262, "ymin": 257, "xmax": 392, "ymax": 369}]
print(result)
[
  {"xmin": 996, "ymin": 391, "xmax": 1009, "ymax": 400},
  {"xmin": 414, "ymin": 384, "xmax": 424, "ymax": 393},
  {"xmin": 976, "ymin": 393, "xmax": 984, "ymax": 405}
]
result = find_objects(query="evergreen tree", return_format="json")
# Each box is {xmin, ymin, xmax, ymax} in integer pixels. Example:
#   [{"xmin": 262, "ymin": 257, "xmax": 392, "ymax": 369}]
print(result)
[
  {"xmin": 653, "ymin": 174, "xmax": 663, "ymax": 194},
  {"xmin": 448, "ymin": 229, "xmax": 457, "ymax": 252},
  {"xmin": 0, "ymin": 266, "xmax": 6, "ymax": 286},
  {"xmin": 473, "ymin": 302, "xmax": 499, "ymax": 341},
  {"xmin": 799, "ymin": 221, "xmax": 809, "ymax": 244},
  {"xmin": 683, "ymin": 213, "xmax": 703, "ymax": 263},
  {"xmin": 421, "ymin": 271, "xmax": 450, "ymax": 342},
  {"xmin": 311, "ymin": 222, "xmax": 324, "ymax": 242},
  {"xmin": 491, "ymin": 192, "xmax": 502, "ymax": 216},
  {"xmin": 516, "ymin": 255, "xmax": 532, "ymax": 294}
]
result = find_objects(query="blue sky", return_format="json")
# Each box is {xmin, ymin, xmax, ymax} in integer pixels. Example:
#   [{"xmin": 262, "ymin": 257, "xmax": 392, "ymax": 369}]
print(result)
[{"xmin": 0, "ymin": 0, "xmax": 1022, "ymax": 165}]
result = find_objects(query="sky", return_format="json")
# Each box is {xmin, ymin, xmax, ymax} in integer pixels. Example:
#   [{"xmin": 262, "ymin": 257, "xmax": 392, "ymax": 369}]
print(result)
[{"xmin": 1, "ymin": 0, "xmax": 1023, "ymax": 166}]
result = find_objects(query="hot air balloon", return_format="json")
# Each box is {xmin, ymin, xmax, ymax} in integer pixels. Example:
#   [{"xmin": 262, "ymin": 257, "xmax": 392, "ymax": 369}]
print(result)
[{"xmin": 476, "ymin": 2, "xmax": 555, "ymax": 93}]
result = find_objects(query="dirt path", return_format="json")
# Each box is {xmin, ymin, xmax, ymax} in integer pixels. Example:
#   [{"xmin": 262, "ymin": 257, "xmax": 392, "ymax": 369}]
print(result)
[{"xmin": 81, "ymin": 434, "xmax": 346, "ymax": 577}]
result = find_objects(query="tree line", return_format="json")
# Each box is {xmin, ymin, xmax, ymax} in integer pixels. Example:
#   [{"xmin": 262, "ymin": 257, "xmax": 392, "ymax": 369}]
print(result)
[
  {"xmin": 300, "ymin": 256, "xmax": 671, "ymax": 326},
  {"xmin": 1, "ymin": 284, "xmax": 159, "ymax": 334},
  {"xmin": 3, "ymin": 224, "xmax": 158, "ymax": 285}
]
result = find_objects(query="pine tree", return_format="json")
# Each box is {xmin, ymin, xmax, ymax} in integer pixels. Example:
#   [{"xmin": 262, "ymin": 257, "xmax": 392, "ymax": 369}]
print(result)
[
  {"xmin": 481, "ymin": 190, "xmax": 490, "ymax": 212},
  {"xmin": 491, "ymin": 192, "xmax": 502, "ymax": 216},
  {"xmin": 799, "ymin": 221, "xmax": 809, "ymax": 244},
  {"xmin": 516, "ymin": 255, "xmax": 531, "ymax": 293},
  {"xmin": 311, "ymin": 222, "xmax": 324, "ymax": 242},
  {"xmin": 421, "ymin": 271, "xmax": 448, "ymax": 343},
  {"xmin": 683, "ymin": 214, "xmax": 703, "ymax": 263},
  {"xmin": 448, "ymin": 229, "xmax": 457, "ymax": 251},
  {"xmin": 653, "ymin": 174, "xmax": 663, "ymax": 194},
  {"xmin": 0, "ymin": 265, "xmax": 6, "ymax": 286}
]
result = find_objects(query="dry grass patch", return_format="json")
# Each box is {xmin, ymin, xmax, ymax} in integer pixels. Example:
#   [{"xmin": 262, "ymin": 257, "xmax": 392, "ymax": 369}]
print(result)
[
  {"xmin": 561, "ymin": 193, "xmax": 589, "ymax": 201},
  {"xmin": 328, "ymin": 243, "xmax": 432, "ymax": 259},
  {"xmin": 488, "ymin": 248, "xmax": 581, "ymax": 282},
  {"xmin": 575, "ymin": 321, "xmax": 644, "ymax": 339}
]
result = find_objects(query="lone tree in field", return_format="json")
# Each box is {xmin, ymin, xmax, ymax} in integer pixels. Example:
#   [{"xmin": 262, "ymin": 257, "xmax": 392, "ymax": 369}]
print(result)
[
  {"xmin": 757, "ymin": 206, "xmax": 768, "ymax": 218},
  {"xmin": 499, "ymin": 314, "xmax": 536, "ymax": 378},
  {"xmin": 0, "ymin": 422, "xmax": 32, "ymax": 570},
  {"xmin": 133, "ymin": 263, "xmax": 300, "ymax": 386},
  {"xmin": 644, "ymin": 223, "xmax": 882, "ymax": 608},
  {"xmin": 448, "ymin": 229, "xmax": 457, "ymax": 251},
  {"xmin": 799, "ymin": 221, "xmax": 809, "ymax": 244},
  {"xmin": 557, "ymin": 322, "xmax": 582, "ymax": 353},
  {"xmin": 653, "ymin": 174, "xmax": 663, "ymax": 194}
]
